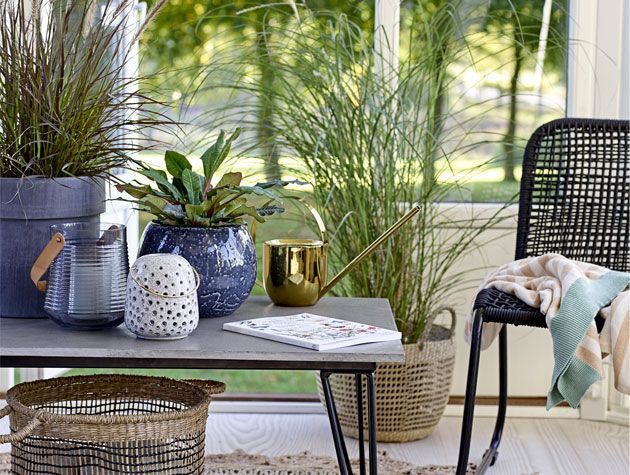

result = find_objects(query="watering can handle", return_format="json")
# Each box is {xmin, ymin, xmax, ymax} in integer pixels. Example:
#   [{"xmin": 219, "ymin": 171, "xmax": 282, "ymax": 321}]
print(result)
[
  {"xmin": 299, "ymin": 199, "xmax": 328, "ymax": 243},
  {"xmin": 30, "ymin": 232, "xmax": 66, "ymax": 292}
]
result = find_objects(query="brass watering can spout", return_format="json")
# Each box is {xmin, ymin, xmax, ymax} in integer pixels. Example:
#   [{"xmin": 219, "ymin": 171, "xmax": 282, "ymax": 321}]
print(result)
[
  {"xmin": 263, "ymin": 204, "xmax": 421, "ymax": 307},
  {"xmin": 318, "ymin": 204, "xmax": 420, "ymax": 298}
]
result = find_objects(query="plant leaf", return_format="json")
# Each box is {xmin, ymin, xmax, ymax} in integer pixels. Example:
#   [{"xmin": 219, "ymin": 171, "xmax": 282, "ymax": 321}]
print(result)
[
  {"xmin": 184, "ymin": 201, "xmax": 213, "ymax": 221},
  {"xmin": 115, "ymin": 183, "xmax": 155, "ymax": 199},
  {"xmin": 164, "ymin": 151, "xmax": 191, "ymax": 179},
  {"xmin": 216, "ymin": 172, "xmax": 243, "ymax": 187},
  {"xmin": 256, "ymin": 205, "xmax": 285, "ymax": 216},
  {"xmin": 181, "ymin": 168, "xmax": 202, "ymax": 205},
  {"xmin": 200, "ymin": 131, "xmax": 225, "ymax": 181},
  {"xmin": 172, "ymin": 177, "xmax": 187, "ymax": 197},
  {"xmin": 139, "ymin": 196, "xmax": 170, "ymax": 216},
  {"xmin": 254, "ymin": 179, "xmax": 306, "ymax": 189},
  {"xmin": 215, "ymin": 128, "xmax": 241, "ymax": 166},
  {"xmin": 229, "ymin": 204, "xmax": 266, "ymax": 223},
  {"xmin": 214, "ymin": 196, "xmax": 247, "ymax": 218},
  {"xmin": 163, "ymin": 203, "xmax": 187, "ymax": 220},
  {"xmin": 234, "ymin": 185, "xmax": 280, "ymax": 201},
  {"xmin": 137, "ymin": 168, "xmax": 183, "ymax": 201},
  {"xmin": 200, "ymin": 128, "xmax": 241, "ymax": 182}
]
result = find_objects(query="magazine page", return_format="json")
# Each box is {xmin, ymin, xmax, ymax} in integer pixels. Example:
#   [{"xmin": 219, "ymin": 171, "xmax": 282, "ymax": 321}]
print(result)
[{"xmin": 224, "ymin": 313, "xmax": 401, "ymax": 350}]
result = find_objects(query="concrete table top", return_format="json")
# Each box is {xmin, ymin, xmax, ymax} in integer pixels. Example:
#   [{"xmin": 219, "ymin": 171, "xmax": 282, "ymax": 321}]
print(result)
[{"xmin": 0, "ymin": 296, "xmax": 405, "ymax": 370}]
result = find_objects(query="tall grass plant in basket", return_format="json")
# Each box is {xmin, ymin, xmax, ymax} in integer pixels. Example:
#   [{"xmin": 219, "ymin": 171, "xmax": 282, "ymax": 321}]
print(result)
[{"xmin": 202, "ymin": 0, "xmax": 564, "ymax": 440}]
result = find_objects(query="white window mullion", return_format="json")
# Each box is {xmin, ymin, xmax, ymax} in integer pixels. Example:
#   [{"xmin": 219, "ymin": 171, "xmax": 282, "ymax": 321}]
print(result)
[
  {"xmin": 374, "ymin": 0, "xmax": 400, "ymax": 91},
  {"xmin": 567, "ymin": 0, "xmax": 628, "ymax": 119},
  {"xmin": 567, "ymin": 0, "xmax": 629, "ymax": 423}
]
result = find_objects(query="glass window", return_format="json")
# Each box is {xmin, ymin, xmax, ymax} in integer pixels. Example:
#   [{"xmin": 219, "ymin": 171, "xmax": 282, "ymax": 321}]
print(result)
[
  {"xmin": 399, "ymin": 0, "xmax": 567, "ymax": 203},
  {"xmin": 62, "ymin": 0, "xmax": 568, "ymax": 395}
]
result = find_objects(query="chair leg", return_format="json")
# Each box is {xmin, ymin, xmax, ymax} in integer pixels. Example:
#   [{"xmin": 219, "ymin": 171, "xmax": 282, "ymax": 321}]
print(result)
[
  {"xmin": 476, "ymin": 325, "xmax": 508, "ymax": 473},
  {"xmin": 455, "ymin": 310, "xmax": 484, "ymax": 475}
]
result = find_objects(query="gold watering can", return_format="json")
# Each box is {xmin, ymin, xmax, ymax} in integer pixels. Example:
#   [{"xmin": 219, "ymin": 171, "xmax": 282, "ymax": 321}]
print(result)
[{"xmin": 263, "ymin": 204, "xmax": 421, "ymax": 306}]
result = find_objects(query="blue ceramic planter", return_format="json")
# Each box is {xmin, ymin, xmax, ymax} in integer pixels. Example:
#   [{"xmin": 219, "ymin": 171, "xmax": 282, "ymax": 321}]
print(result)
[{"xmin": 138, "ymin": 222, "xmax": 256, "ymax": 318}]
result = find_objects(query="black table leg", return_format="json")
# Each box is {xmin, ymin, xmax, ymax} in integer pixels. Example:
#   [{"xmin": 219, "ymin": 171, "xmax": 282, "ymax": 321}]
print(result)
[
  {"xmin": 322, "ymin": 369, "xmax": 378, "ymax": 475},
  {"xmin": 321, "ymin": 370, "xmax": 352, "ymax": 475},
  {"xmin": 356, "ymin": 374, "xmax": 366, "ymax": 475},
  {"xmin": 365, "ymin": 371, "xmax": 377, "ymax": 475}
]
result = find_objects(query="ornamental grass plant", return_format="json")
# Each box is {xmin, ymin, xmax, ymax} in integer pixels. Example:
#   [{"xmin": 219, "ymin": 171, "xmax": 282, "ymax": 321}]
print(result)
[
  {"xmin": 0, "ymin": 0, "xmax": 167, "ymax": 178},
  {"xmin": 202, "ymin": 2, "xmax": 565, "ymax": 343}
]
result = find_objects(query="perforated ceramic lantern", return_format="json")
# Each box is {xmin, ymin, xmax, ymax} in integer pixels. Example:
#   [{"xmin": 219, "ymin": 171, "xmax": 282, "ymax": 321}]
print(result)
[{"xmin": 125, "ymin": 254, "xmax": 199, "ymax": 340}]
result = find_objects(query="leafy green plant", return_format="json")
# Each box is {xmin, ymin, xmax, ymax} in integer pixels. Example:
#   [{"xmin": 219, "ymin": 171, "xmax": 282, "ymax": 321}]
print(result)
[
  {"xmin": 117, "ymin": 129, "xmax": 298, "ymax": 227},
  {"xmin": 0, "ymin": 0, "xmax": 168, "ymax": 178}
]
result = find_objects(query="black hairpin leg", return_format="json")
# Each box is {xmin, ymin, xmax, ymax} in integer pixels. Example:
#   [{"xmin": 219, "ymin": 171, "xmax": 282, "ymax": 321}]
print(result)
[
  {"xmin": 456, "ymin": 312, "xmax": 508, "ymax": 475},
  {"xmin": 366, "ymin": 371, "xmax": 377, "ymax": 475},
  {"xmin": 356, "ymin": 374, "xmax": 366, "ymax": 475},
  {"xmin": 322, "ymin": 369, "xmax": 379, "ymax": 475},
  {"xmin": 321, "ymin": 370, "xmax": 352, "ymax": 475}
]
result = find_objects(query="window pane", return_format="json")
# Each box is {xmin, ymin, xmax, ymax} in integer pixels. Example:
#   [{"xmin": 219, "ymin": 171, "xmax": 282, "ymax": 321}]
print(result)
[
  {"xmin": 63, "ymin": 1, "xmax": 376, "ymax": 396},
  {"xmin": 399, "ymin": 0, "xmax": 567, "ymax": 203},
  {"xmin": 66, "ymin": 1, "xmax": 569, "ymax": 395}
]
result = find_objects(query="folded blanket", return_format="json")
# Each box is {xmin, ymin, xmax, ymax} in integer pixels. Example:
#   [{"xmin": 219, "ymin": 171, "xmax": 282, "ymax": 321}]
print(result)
[{"xmin": 464, "ymin": 254, "xmax": 630, "ymax": 409}]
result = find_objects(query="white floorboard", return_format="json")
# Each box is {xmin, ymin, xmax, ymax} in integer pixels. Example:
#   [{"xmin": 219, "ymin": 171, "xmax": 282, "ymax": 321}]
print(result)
[{"xmin": 204, "ymin": 413, "xmax": 629, "ymax": 475}]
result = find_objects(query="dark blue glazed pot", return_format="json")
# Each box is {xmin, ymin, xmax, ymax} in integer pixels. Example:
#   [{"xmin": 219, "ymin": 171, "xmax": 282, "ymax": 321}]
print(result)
[{"xmin": 138, "ymin": 222, "xmax": 256, "ymax": 318}]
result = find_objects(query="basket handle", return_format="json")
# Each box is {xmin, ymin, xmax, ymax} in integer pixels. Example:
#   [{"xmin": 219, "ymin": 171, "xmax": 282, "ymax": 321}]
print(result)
[
  {"xmin": 31, "ymin": 232, "xmax": 66, "ymax": 292},
  {"xmin": 0, "ymin": 406, "xmax": 42, "ymax": 443},
  {"xmin": 183, "ymin": 379, "xmax": 226, "ymax": 396},
  {"xmin": 422, "ymin": 306, "xmax": 457, "ymax": 342}
]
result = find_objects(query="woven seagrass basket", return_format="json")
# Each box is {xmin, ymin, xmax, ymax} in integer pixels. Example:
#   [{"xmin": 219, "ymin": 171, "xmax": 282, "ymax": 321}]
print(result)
[
  {"xmin": 0, "ymin": 374, "xmax": 225, "ymax": 474},
  {"xmin": 317, "ymin": 310, "xmax": 456, "ymax": 443}
]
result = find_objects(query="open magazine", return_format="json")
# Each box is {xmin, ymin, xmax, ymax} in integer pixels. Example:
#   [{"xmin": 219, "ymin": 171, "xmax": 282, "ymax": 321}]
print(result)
[{"xmin": 223, "ymin": 313, "xmax": 401, "ymax": 351}]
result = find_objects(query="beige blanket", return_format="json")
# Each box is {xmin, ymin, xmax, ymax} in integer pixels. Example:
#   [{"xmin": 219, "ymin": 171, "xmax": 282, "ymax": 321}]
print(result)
[{"xmin": 464, "ymin": 254, "xmax": 630, "ymax": 408}]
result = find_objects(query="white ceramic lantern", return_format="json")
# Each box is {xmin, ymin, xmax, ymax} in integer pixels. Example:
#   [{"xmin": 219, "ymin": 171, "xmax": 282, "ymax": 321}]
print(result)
[{"xmin": 125, "ymin": 254, "xmax": 199, "ymax": 340}]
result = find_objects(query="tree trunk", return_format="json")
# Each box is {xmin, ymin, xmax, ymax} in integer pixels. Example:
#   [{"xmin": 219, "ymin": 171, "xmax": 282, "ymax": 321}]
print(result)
[
  {"xmin": 256, "ymin": 24, "xmax": 281, "ymax": 181},
  {"xmin": 503, "ymin": 41, "xmax": 524, "ymax": 182}
]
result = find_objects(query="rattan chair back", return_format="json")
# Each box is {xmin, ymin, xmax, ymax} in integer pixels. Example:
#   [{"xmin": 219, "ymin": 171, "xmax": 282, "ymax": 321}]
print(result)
[{"xmin": 516, "ymin": 118, "xmax": 629, "ymax": 272}]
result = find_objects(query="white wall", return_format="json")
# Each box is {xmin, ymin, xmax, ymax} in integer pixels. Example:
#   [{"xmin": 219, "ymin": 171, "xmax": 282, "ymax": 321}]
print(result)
[{"xmin": 438, "ymin": 204, "xmax": 557, "ymax": 399}]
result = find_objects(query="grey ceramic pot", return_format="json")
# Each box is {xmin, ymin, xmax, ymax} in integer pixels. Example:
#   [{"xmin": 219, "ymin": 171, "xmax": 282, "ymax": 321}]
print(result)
[
  {"xmin": 0, "ymin": 176, "xmax": 106, "ymax": 318},
  {"xmin": 138, "ymin": 222, "xmax": 257, "ymax": 318}
]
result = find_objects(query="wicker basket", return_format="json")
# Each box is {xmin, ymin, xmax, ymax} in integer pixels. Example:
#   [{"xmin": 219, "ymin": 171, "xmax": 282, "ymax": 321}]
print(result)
[
  {"xmin": 317, "ymin": 312, "xmax": 456, "ymax": 443},
  {"xmin": 0, "ymin": 374, "xmax": 225, "ymax": 474}
]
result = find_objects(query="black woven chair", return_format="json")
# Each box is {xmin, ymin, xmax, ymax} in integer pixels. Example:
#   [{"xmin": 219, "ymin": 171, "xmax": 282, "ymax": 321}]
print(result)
[{"xmin": 455, "ymin": 118, "xmax": 630, "ymax": 475}]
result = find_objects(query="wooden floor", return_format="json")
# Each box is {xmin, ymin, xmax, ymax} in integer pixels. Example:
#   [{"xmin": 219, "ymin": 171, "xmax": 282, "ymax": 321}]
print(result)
[
  {"xmin": 204, "ymin": 413, "xmax": 629, "ymax": 475},
  {"xmin": 1, "ymin": 410, "xmax": 628, "ymax": 474}
]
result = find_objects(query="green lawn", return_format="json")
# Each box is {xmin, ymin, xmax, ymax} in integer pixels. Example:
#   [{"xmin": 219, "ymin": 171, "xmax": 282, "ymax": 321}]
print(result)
[{"xmin": 63, "ymin": 368, "xmax": 318, "ymax": 393}]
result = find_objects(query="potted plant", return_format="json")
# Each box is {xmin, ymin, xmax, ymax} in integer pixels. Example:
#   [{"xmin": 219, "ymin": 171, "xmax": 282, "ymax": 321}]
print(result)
[
  {"xmin": 0, "ymin": 1, "xmax": 165, "ymax": 317},
  {"xmin": 220, "ymin": 6, "xmax": 516, "ymax": 440},
  {"xmin": 117, "ymin": 129, "xmax": 299, "ymax": 317}
]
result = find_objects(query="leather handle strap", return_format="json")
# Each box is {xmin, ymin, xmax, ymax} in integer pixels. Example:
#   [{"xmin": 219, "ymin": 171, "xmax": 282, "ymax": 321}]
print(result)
[{"xmin": 31, "ymin": 233, "xmax": 65, "ymax": 292}]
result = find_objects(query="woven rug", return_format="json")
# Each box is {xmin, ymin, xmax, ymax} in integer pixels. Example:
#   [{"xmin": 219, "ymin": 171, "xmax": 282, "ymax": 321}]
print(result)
[{"xmin": 0, "ymin": 450, "xmax": 476, "ymax": 474}]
